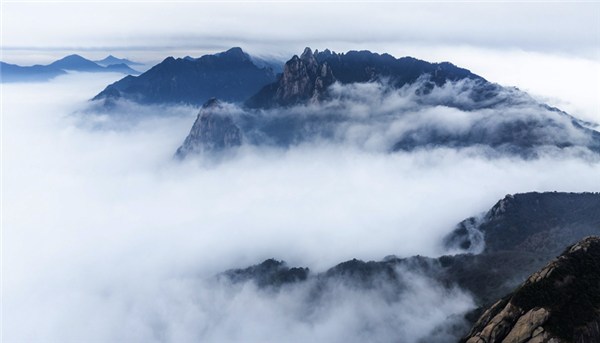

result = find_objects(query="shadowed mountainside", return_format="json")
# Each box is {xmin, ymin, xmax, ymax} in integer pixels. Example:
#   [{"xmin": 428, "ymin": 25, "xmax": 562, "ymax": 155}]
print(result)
[{"xmin": 218, "ymin": 192, "xmax": 600, "ymax": 342}]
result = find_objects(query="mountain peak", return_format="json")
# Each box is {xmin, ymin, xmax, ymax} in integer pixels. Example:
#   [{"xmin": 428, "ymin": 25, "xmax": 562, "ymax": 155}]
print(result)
[
  {"xmin": 300, "ymin": 47, "xmax": 314, "ymax": 61},
  {"xmin": 58, "ymin": 54, "xmax": 87, "ymax": 61},
  {"xmin": 48, "ymin": 54, "xmax": 103, "ymax": 71},
  {"xmin": 202, "ymin": 97, "xmax": 222, "ymax": 109},
  {"xmin": 176, "ymin": 98, "xmax": 242, "ymax": 156},
  {"xmin": 219, "ymin": 47, "xmax": 249, "ymax": 61}
]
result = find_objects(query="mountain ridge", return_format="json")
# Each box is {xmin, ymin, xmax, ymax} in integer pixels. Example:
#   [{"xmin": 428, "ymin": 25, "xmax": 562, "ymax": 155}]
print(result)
[
  {"xmin": 246, "ymin": 47, "xmax": 483, "ymax": 109},
  {"xmin": 92, "ymin": 47, "xmax": 277, "ymax": 106}
]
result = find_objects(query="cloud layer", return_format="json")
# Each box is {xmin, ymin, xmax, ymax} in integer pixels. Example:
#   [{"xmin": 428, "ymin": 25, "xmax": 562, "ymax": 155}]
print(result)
[{"xmin": 4, "ymin": 74, "xmax": 600, "ymax": 342}]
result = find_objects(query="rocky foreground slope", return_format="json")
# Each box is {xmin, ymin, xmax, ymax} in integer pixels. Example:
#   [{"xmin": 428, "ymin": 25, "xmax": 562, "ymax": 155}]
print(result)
[{"xmin": 461, "ymin": 236, "xmax": 600, "ymax": 343}]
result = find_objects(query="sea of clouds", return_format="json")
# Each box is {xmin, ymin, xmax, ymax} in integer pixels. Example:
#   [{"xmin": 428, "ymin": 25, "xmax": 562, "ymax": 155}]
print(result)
[{"xmin": 3, "ymin": 72, "xmax": 600, "ymax": 342}]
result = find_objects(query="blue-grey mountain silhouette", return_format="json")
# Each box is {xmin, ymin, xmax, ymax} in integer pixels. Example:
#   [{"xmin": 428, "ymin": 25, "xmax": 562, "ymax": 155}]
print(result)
[
  {"xmin": 94, "ymin": 55, "xmax": 143, "ymax": 67},
  {"xmin": 1, "ymin": 54, "xmax": 140, "ymax": 83},
  {"xmin": 92, "ymin": 47, "xmax": 277, "ymax": 106},
  {"xmin": 0, "ymin": 61, "xmax": 66, "ymax": 82}
]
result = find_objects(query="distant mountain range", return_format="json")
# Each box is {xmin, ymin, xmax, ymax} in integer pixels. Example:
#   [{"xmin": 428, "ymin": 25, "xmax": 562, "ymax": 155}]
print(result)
[
  {"xmin": 219, "ymin": 191, "xmax": 600, "ymax": 342},
  {"xmin": 87, "ymin": 47, "xmax": 600, "ymax": 157},
  {"xmin": 0, "ymin": 54, "xmax": 141, "ymax": 82}
]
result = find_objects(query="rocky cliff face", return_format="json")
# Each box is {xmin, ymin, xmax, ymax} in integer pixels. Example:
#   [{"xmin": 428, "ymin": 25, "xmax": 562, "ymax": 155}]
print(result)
[
  {"xmin": 246, "ymin": 48, "xmax": 335, "ymax": 108},
  {"xmin": 175, "ymin": 98, "xmax": 242, "ymax": 156},
  {"xmin": 461, "ymin": 236, "xmax": 600, "ymax": 343}
]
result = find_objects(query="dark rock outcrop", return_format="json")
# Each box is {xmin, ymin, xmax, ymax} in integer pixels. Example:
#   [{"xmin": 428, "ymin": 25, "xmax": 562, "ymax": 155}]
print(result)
[
  {"xmin": 461, "ymin": 236, "xmax": 600, "ymax": 343},
  {"xmin": 175, "ymin": 98, "xmax": 242, "ymax": 156},
  {"xmin": 92, "ymin": 47, "xmax": 276, "ymax": 106}
]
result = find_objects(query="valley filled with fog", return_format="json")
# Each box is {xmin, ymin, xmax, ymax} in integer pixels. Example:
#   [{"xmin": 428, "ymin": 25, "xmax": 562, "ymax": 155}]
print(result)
[{"xmin": 3, "ymin": 73, "xmax": 600, "ymax": 342}]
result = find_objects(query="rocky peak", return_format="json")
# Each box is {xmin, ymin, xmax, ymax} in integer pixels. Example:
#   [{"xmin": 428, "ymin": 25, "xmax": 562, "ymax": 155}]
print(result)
[
  {"xmin": 461, "ymin": 236, "xmax": 600, "ymax": 343},
  {"xmin": 300, "ymin": 47, "xmax": 318, "ymax": 70},
  {"xmin": 486, "ymin": 194, "xmax": 515, "ymax": 220},
  {"xmin": 300, "ymin": 47, "xmax": 314, "ymax": 61},
  {"xmin": 246, "ymin": 47, "xmax": 335, "ymax": 108},
  {"xmin": 175, "ymin": 98, "xmax": 242, "ymax": 157}
]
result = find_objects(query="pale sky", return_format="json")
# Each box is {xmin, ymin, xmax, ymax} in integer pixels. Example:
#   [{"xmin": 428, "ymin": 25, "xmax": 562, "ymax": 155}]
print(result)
[{"xmin": 2, "ymin": 1, "xmax": 599, "ymax": 61}]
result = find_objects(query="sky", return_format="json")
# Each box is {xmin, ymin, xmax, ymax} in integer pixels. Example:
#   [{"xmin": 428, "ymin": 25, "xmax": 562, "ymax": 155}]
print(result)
[{"xmin": 2, "ymin": 2, "xmax": 600, "ymax": 342}]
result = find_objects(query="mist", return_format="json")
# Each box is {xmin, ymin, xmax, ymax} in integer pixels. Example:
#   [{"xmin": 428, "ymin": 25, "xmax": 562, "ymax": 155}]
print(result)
[{"xmin": 4, "ymin": 74, "xmax": 600, "ymax": 342}]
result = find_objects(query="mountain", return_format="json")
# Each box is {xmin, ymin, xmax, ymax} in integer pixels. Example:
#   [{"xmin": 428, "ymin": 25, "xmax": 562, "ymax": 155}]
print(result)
[
  {"xmin": 461, "ymin": 236, "xmax": 600, "ymax": 343},
  {"xmin": 175, "ymin": 48, "xmax": 600, "ymax": 158},
  {"xmin": 91, "ymin": 47, "xmax": 277, "ymax": 106},
  {"xmin": 246, "ymin": 47, "xmax": 482, "ymax": 108},
  {"xmin": 94, "ymin": 55, "xmax": 143, "ymax": 67},
  {"xmin": 217, "ymin": 192, "xmax": 600, "ymax": 341},
  {"xmin": 1, "ymin": 54, "xmax": 140, "ymax": 83}
]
